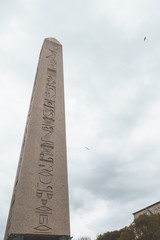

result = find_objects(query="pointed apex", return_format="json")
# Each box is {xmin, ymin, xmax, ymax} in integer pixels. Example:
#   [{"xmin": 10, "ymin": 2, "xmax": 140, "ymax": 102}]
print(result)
[{"xmin": 44, "ymin": 37, "xmax": 62, "ymax": 46}]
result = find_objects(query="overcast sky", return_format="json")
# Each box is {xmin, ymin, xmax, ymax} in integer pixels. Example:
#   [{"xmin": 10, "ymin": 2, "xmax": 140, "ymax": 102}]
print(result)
[{"xmin": 1, "ymin": 0, "xmax": 160, "ymax": 239}]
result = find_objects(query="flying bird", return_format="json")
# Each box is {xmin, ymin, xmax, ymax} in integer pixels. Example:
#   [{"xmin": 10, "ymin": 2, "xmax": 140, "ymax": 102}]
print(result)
[
  {"xmin": 84, "ymin": 147, "xmax": 90, "ymax": 150},
  {"xmin": 144, "ymin": 36, "xmax": 146, "ymax": 41}
]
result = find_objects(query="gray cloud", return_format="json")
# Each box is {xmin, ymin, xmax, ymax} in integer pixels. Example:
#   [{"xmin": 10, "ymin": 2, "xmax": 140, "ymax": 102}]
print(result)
[{"xmin": 1, "ymin": 0, "xmax": 160, "ymax": 239}]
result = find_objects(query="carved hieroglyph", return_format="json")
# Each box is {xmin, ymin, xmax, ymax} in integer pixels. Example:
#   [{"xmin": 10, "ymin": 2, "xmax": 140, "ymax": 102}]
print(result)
[{"xmin": 4, "ymin": 38, "xmax": 70, "ymax": 239}]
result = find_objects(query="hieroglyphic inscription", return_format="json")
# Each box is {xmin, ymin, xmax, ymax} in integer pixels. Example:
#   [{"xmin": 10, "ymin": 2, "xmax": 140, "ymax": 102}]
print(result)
[{"xmin": 34, "ymin": 42, "xmax": 59, "ymax": 233}]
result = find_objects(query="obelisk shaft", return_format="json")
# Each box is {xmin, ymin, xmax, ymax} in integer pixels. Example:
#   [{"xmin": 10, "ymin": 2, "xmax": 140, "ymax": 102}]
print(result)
[{"xmin": 4, "ymin": 38, "xmax": 70, "ymax": 240}]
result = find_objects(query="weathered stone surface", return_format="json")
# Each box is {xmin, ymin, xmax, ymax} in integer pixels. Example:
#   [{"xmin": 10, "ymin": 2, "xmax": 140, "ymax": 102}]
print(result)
[{"xmin": 4, "ymin": 38, "xmax": 70, "ymax": 240}]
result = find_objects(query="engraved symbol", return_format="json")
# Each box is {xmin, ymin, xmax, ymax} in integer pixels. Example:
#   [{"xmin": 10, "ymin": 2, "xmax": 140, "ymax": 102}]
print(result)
[
  {"xmin": 36, "ymin": 188, "xmax": 53, "ymax": 205},
  {"xmin": 47, "ymin": 68, "xmax": 56, "ymax": 86},
  {"xmin": 44, "ymin": 99, "xmax": 55, "ymax": 108},
  {"xmin": 43, "ymin": 105, "xmax": 55, "ymax": 118},
  {"xmin": 39, "ymin": 170, "xmax": 53, "ymax": 184},
  {"xmin": 37, "ymin": 192, "xmax": 42, "ymax": 198},
  {"xmin": 47, "ymin": 192, "xmax": 53, "ymax": 199},
  {"xmin": 45, "ymin": 85, "xmax": 56, "ymax": 101},
  {"xmin": 41, "ymin": 143, "xmax": 54, "ymax": 155},
  {"xmin": 41, "ymin": 132, "xmax": 53, "ymax": 143},
  {"xmin": 43, "ymin": 116, "xmax": 55, "ymax": 125},
  {"xmin": 41, "ymin": 199, "xmax": 47, "ymax": 205},
  {"xmin": 35, "ymin": 206, "xmax": 52, "ymax": 213},
  {"xmin": 40, "ymin": 153, "xmax": 54, "ymax": 163},
  {"xmin": 46, "ymin": 50, "xmax": 57, "ymax": 70},
  {"xmin": 34, "ymin": 224, "xmax": 51, "ymax": 232},
  {"xmin": 39, "ymin": 214, "xmax": 48, "ymax": 224},
  {"xmin": 42, "ymin": 125, "xmax": 54, "ymax": 132}
]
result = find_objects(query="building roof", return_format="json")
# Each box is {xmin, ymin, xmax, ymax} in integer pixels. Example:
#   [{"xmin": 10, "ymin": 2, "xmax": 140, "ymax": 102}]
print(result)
[{"xmin": 132, "ymin": 201, "xmax": 160, "ymax": 215}]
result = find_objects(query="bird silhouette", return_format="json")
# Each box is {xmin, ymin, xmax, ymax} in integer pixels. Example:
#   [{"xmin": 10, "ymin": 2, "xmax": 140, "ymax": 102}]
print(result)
[
  {"xmin": 144, "ymin": 36, "xmax": 146, "ymax": 41},
  {"xmin": 84, "ymin": 147, "xmax": 90, "ymax": 150}
]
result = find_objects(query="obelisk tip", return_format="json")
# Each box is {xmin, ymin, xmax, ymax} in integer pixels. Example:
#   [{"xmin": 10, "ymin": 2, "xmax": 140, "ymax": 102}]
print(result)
[{"xmin": 44, "ymin": 37, "xmax": 62, "ymax": 46}]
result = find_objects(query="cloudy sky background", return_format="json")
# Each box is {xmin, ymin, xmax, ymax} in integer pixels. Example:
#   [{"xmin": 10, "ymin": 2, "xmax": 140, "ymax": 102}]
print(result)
[{"xmin": 1, "ymin": 0, "xmax": 160, "ymax": 239}]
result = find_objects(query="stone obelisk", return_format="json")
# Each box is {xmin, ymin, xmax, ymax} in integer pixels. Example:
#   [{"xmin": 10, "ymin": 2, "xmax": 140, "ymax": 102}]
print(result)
[{"xmin": 4, "ymin": 38, "xmax": 70, "ymax": 240}]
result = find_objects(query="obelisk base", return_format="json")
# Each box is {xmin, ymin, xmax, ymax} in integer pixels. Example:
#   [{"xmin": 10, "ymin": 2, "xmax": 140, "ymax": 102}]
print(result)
[{"xmin": 8, "ymin": 235, "xmax": 71, "ymax": 240}]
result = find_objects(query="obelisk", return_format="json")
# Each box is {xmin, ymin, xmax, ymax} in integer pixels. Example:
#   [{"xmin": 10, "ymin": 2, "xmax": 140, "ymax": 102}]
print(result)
[{"xmin": 4, "ymin": 38, "xmax": 70, "ymax": 240}]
